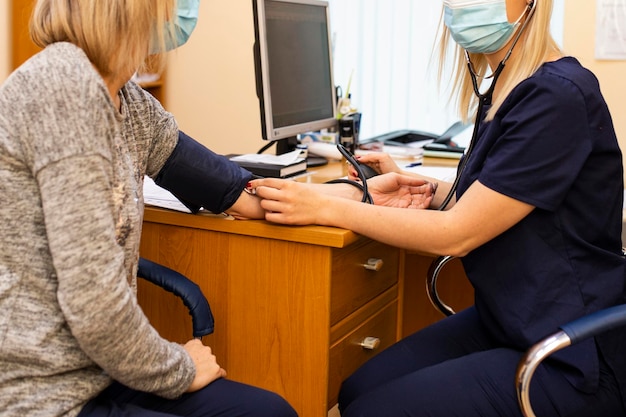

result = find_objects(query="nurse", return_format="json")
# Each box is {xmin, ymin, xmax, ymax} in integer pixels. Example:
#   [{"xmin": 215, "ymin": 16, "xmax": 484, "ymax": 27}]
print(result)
[{"xmin": 250, "ymin": 0, "xmax": 626, "ymax": 415}]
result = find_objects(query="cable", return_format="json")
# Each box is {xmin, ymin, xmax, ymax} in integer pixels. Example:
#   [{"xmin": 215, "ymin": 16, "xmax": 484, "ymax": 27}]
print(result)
[{"xmin": 256, "ymin": 141, "xmax": 276, "ymax": 154}]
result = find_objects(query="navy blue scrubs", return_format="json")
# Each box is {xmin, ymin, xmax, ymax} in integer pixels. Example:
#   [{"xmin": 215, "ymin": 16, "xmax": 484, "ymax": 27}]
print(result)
[{"xmin": 338, "ymin": 57, "xmax": 626, "ymax": 416}]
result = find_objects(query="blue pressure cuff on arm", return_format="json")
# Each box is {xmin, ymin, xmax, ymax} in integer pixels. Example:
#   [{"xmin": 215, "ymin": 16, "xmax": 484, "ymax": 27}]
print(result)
[{"xmin": 154, "ymin": 130, "xmax": 254, "ymax": 214}]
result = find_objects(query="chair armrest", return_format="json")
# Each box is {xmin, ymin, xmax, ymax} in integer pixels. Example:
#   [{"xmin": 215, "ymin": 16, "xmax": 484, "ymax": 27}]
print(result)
[
  {"xmin": 426, "ymin": 255, "xmax": 457, "ymax": 316},
  {"xmin": 560, "ymin": 304, "xmax": 626, "ymax": 343},
  {"xmin": 516, "ymin": 304, "xmax": 626, "ymax": 417},
  {"xmin": 137, "ymin": 258, "xmax": 214, "ymax": 338}
]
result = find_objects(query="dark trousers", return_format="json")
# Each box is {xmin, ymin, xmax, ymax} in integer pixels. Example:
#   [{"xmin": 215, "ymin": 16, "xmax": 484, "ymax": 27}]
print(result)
[
  {"xmin": 338, "ymin": 307, "xmax": 624, "ymax": 417},
  {"xmin": 78, "ymin": 377, "xmax": 297, "ymax": 417}
]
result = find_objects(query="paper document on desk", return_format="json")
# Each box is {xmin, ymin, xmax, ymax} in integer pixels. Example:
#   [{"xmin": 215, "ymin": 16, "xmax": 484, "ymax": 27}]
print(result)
[
  {"xmin": 143, "ymin": 176, "xmax": 234, "ymax": 219},
  {"xmin": 143, "ymin": 176, "xmax": 191, "ymax": 213}
]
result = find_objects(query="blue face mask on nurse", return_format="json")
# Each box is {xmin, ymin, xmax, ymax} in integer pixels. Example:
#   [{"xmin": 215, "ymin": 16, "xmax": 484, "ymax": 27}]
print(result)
[
  {"xmin": 443, "ymin": 0, "xmax": 532, "ymax": 54},
  {"xmin": 152, "ymin": 0, "xmax": 200, "ymax": 53}
]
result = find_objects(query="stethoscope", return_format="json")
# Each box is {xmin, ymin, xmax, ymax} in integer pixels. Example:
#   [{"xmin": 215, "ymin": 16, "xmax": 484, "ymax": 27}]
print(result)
[
  {"xmin": 330, "ymin": 144, "xmax": 374, "ymax": 204},
  {"xmin": 437, "ymin": 0, "xmax": 537, "ymax": 211},
  {"xmin": 333, "ymin": 1, "xmax": 537, "ymax": 207}
]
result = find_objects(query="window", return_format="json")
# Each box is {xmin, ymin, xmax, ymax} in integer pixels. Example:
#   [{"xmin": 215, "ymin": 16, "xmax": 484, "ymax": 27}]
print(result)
[{"xmin": 329, "ymin": 0, "xmax": 565, "ymax": 140}]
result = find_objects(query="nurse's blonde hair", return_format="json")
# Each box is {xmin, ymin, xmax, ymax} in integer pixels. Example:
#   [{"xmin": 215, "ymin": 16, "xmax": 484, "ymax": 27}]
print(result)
[
  {"xmin": 438, "ymin": 0, "xmax": 562, "ymax": 123},
  {"xmin": 30, "ymin": 0, "xmax": 177, "ymax": 78}
]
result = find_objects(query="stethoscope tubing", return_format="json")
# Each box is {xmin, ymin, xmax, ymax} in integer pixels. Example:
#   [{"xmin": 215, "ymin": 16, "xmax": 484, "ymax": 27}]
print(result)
[{"xmin": 437, "ymin": 0, "xmax": 536, "ymax": 211}]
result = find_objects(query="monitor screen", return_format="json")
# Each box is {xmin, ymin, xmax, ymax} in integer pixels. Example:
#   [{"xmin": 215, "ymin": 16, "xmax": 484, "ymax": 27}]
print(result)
[{"xmin": 253, "ymin": 0, "xmax": 337, "ymax": 153}]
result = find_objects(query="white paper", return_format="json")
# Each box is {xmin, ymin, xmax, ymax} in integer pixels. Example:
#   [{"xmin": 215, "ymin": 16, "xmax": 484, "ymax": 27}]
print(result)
[
  {"xmin": 596, "ymin": 0, "xmax": 626, "ymax": 60},
  {"xmin": 143, "ymin": 176, "xmax": 191, "ymax": 213},
  {"xmin": 142, "ymin": 177, "xmax": 234, "ymax": 218},
  {"xmin": 229, "ymin": 149, "xmax": 304, "ymax": 165}
]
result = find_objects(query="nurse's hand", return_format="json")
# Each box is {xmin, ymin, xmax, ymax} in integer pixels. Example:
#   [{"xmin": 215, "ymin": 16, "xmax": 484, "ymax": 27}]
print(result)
[
  {"xmin": 250, "ymin": 179, "xmax": 324, "ymax": 225},
  {"xmin": 347, "ymin": 152, "xmax": 400, "ymax": 181},
  {"xmin": 250, "ymin": 174, "xmax": 435, "ymax": 226},
  {"xmin": 368, "ymin": 173, "xmax": 436, "ymax": 209}
]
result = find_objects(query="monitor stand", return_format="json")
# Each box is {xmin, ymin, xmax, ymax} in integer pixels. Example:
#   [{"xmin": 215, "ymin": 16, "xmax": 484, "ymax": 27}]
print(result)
[
  {"xmin": 275, "ymin": 137, "xmax": 328, "ymax": 167},
  {"xmin": 275, "ymin": 136, "xmax": 299, "ymax": 155}
]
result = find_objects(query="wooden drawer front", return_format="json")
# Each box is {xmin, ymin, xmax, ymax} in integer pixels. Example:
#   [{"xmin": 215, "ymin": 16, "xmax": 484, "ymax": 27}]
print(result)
[
  {"xmin": 328, "ymin": 300, "xmax": 398, "ymax": 407},
  {"xmin": 331, "ymin": 239, "xmax": 399, "ymax": 324}
]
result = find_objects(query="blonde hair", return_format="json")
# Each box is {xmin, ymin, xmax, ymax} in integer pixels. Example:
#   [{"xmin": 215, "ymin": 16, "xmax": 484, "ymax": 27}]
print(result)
[
  {"xmin": 438, "ymin": 0, "xmax": 562, "ymax": 123},
  {"xmin": 30, "ymin": 0, "xmax": 177, "ymax": 78}
]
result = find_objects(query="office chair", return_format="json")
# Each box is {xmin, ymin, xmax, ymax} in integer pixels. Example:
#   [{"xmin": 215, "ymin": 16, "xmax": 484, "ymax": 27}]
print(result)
[
  {"xmin": 425, "ymin": 255, "xmax": 626, "ymax": 417},
  {"xmin": 516, "ymin": 303, "xmax": 626, "ymax": 417},
  {"xmin": 426, "ymin": 255, "xmax": 458, "ymax": 317},
  {"xmin": 137, "ymin": 257, "xmax": 214, "ymax": 339}
]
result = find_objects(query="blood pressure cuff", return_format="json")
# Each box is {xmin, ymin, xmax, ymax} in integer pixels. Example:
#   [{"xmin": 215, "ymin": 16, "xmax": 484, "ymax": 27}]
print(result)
[{"xmin": 154, "ymin": 130, "xmax": 254, "ymax": 214}]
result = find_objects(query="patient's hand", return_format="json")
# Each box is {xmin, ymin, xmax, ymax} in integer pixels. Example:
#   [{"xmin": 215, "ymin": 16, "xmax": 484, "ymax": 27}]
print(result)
[
  {"xmin": 368, "ymin": 173, "xmax": 436, "ymax": 209},
  {"xmin": 184, "ymin": 339, "xmax": 227, "ymax": 392}
]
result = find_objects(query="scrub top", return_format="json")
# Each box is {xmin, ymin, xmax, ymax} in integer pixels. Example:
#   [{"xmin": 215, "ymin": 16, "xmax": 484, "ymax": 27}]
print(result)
[{"xmin": 456, "ymin": 57, "xmax": 626, "ymax": 394}]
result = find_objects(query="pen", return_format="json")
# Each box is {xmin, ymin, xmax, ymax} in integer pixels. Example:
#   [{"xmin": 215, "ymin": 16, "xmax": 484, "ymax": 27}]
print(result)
[{"xmin": 405, "ymin": 162, "xmax": 422, "ymax": 168}]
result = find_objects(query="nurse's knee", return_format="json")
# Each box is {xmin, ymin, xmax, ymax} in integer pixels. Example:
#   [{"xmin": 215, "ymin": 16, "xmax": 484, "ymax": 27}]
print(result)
[{"xmin": 250, "ymin": 391, "xmax": 298, "ymax": 417}]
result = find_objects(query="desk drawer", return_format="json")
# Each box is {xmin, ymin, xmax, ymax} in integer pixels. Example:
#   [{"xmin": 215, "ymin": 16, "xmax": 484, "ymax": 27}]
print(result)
[
  {"xmin": 327, "ymin": 299, "xmax": 398, "ymax": 407},
  {"xmin": 331, "ymin": 239, "xmax": 399, "ymax": 324}
]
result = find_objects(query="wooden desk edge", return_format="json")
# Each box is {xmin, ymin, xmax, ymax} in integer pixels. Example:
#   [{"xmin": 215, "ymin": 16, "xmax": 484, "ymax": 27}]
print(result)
[{"xmin": 144, "ymin": 206, "xmax": 362, "ymax": 248}]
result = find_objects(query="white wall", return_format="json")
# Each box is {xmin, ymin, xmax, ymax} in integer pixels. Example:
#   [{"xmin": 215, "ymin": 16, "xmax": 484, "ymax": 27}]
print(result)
[
  {"xmin": 0, "ymin": 0, "xmax": 262, "ymax": 155},
  {"xmin": 165, "ymin": 0, "xmax": 263, "ymax": 155},
  {"xmin": 563, "ymin": 0, "xmax": 626, "ymax": 171}
]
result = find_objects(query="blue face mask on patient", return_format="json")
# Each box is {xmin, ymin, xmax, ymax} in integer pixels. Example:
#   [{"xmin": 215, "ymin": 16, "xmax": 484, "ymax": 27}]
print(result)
[
  {"xmin": 443, "ymin": 0, "xmax": 525, "ymax": 54},
  {"xmin": 151, "ymin": 0, "xmax": 200, "ymax": 53}
]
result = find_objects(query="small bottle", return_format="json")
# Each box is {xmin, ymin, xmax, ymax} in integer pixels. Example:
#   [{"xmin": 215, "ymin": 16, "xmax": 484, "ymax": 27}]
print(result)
[{"xmin": 338, "ymin": 117, "xmax": 356, "ymax": 153}]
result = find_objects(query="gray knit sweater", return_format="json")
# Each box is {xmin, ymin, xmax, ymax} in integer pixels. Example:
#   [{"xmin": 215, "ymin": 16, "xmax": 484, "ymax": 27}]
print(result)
[{"xmin": 0, "ymin": 42, "xmax": 195, "ymax": 416}]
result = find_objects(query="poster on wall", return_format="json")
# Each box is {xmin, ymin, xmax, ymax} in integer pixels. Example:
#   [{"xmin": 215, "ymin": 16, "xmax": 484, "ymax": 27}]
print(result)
[{"xmin": 596, "ymin": 0, "xmax": 626, "ymax": 60}]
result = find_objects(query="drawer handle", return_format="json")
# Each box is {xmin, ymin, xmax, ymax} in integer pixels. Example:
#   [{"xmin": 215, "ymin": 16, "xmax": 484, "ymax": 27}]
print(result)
[
  {"xmin": 360, "ymin": 336, "xmax": 381, "ymax": 350},
  {"xmin": 363, "ymin": 258, "xmax": 383, "ymax": 271}
]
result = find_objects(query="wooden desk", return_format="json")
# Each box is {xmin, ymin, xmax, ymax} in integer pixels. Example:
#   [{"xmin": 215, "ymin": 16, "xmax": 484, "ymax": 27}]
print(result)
[{"xmin": 138, "ymin": 161, "xmax": 473, "ymax": 417}]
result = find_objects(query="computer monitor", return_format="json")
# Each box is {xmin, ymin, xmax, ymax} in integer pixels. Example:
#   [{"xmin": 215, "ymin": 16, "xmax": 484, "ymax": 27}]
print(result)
[{"xmin": 252, "ymin": 0, "xmax": 337, "ymax": 155}]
